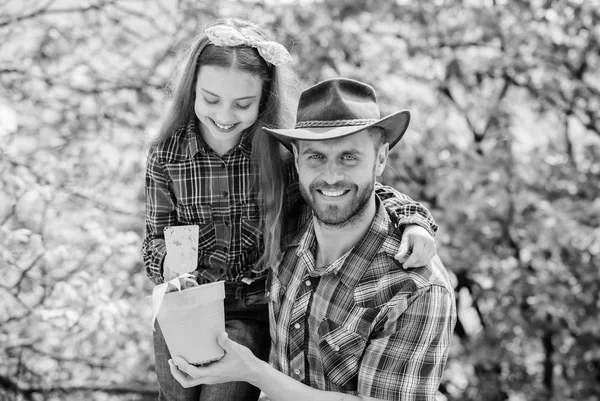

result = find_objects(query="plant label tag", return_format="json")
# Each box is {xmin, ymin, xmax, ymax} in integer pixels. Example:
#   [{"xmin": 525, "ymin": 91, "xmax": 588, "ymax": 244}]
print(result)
[{"xmin": 164, "ymin": 225, "xmax": 199, "ymax": 275}]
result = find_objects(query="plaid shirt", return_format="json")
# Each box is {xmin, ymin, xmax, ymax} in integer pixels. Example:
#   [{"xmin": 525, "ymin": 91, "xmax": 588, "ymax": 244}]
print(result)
[
  {"xmin": 142, "ymin": 120, "xmax": 438, "ymax": 285},
  {"xmin": 142, "ymin": 121, "xmax": 279, "ymax": 284},
  {"xmin": 267, "ymin": 200, "xmax": 456, "ymax": 400}
]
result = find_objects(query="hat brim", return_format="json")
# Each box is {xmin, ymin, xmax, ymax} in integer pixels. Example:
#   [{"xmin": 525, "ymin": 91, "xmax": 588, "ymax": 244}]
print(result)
[{"xmin": 263, "ymin": 110, "xmax": 410, "ymax": 151}]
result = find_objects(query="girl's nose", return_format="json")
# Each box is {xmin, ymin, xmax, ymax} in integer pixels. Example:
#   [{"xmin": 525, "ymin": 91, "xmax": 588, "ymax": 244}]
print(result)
[{"xmin": 215, "ymin": 106, "xmax": 235, "ymax": 124}]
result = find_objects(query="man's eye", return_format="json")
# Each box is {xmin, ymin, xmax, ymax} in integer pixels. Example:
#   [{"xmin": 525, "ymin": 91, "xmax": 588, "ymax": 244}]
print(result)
[{"xmin": 341, "ymin": 155, "xmax": 357, "ymax": 161}]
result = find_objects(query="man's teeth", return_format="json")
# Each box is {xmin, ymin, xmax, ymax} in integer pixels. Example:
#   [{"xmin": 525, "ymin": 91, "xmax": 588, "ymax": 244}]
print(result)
[
  {"xmin": 214, "ymin": 121, "xmax": 235, "ymax": 130},
  {"xmin": 321, "ymin": 190, "xmax": 345, "ymax": 197}
]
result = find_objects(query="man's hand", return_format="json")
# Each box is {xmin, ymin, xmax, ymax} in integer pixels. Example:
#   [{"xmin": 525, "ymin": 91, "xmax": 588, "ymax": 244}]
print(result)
[
  {"xmin": 171, "ymin": 333, "xmax": 387, "ymax": 400},
  {"xmin": 169, "ymin": 332, "xmax": 262, "ymax": 388},
  {"xmin": 395, "ymin": 225, "xmax": 437, "ymax": 268}
]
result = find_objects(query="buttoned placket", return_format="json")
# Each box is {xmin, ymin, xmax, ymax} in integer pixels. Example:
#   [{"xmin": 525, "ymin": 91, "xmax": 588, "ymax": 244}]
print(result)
[
  {"xmin": 209, "ymin": 156, "xmax": 231, "ymax": 277},
  {"xmin": 287, "ymin": 277, "xmax": 314, "ymax": 381}
]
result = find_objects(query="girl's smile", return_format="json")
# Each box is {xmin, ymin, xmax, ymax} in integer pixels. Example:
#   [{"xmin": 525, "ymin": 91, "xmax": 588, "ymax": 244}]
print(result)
[{"xmin": 210, "ymin": 119, "xmax": 240, "ymax": 132}]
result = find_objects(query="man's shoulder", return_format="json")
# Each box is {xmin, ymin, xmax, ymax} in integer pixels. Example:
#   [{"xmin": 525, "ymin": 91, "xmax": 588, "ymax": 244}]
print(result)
[
  {"xmin": 376, "ymin": 213, "xmax": 451, "ymax": 291},
  {"xmin": 355, "ymin": 231, "xmax": 453, "ymax": 307}
]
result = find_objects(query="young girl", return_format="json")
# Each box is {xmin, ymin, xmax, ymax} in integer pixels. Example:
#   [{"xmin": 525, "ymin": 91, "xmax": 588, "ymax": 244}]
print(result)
[{"xmin": 142, "ymin": 18, "xmax": 438, "ymax": 401}]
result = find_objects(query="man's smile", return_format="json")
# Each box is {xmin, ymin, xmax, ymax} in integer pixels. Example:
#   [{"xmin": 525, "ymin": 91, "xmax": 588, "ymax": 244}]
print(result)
[{"xmin": 317, "ymin": 189, "xmax": 350, "ymax": 197}]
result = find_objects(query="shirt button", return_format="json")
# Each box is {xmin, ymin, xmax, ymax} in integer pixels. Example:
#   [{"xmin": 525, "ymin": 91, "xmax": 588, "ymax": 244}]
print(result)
[
  {"xmin": 222, "ymin": 191, "xmax": 228, "ymax": 198},
  {"xmin": 305, "ymin": 280, "xmax": 311, "ymax": 287},
  {"xmin": 266, "ymin": 291, "xmax": 270, "ymax": 298},
  {"xmin": 294, "ymin": 369, "xmax": 300, "ymax": 375},
  {"xmin": 294, "ymin": 323, "xmax": 300, "ymax": 329}
]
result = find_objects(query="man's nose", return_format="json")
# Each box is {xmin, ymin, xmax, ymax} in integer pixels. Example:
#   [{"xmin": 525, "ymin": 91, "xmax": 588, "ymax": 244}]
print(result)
[{"xmin": 321, "ymin": 161, "xmax": 344, "ymax": 184}]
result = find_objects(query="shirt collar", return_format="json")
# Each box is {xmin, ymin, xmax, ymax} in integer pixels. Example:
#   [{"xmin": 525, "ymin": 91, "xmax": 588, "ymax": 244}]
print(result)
[
  {"xmin": 237, "ymin": 129, "xmax": 253, "ymax": 158},
  {"xmin": 185, "ymin": 120, "xmax": 201, "ymax": 157},
  {"xmin": 287, "ymin": 198, "xmax": 392, "ymax": 289},
  {"xmin": 186, "ymin": 119, "xmax": 253, "ymax": 159}
]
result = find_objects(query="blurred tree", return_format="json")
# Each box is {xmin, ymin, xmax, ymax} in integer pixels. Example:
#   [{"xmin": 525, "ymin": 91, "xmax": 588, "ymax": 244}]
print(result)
[
  {"xmin": 0, "ymin": 0, "xmax": 199, "ymax": 399},
  {"xmin": 1, "ymin": 0, "xmax": 598, "ymax": 400}
]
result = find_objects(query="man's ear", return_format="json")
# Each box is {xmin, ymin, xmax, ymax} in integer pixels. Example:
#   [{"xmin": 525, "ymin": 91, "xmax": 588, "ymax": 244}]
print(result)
[{"xmin": 375, "ymin": 142, "xmax": 389, "ymax": 177}]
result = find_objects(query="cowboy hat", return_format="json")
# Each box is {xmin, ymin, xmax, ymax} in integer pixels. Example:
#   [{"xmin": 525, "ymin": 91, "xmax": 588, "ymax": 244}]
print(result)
[{"xmin": 263, "ymin": 78, "xmax": 410, "ymax": 150}]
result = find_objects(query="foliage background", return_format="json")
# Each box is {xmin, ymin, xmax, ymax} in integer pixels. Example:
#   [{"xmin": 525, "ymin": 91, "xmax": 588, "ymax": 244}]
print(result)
[{"xmin": 1, "ymin": 0, "xmax": 599, "ymax": 400}]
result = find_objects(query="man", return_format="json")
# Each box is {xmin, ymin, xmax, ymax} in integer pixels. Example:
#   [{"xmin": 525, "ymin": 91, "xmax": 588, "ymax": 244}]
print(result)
[{"xmin": 169, "ymin": 78, "xmax": 457, "ymax": 400}]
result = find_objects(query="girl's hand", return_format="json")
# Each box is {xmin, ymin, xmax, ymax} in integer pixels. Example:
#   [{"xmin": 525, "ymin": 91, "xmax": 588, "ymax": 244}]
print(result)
[
  {"xmin": 395, "ymin": 225, "xmax": 437, "ymax": 268},
  {"xmin": 162, "ymin": 253, "xmax": 178, "ymax": 281},
  {"xmin": 169, "ymin": 332, "xmax": 262, "ymax": 388}
]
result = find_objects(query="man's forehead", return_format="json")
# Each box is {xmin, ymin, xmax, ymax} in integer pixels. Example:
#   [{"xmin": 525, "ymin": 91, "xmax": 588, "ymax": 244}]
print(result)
[{"xmin": 297, "ymin": 130, "xmax": 373, "ymax": 152}]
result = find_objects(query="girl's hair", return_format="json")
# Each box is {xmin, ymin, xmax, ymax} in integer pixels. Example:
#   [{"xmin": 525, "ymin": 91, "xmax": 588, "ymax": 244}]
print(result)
[{"xmin": 150, "ymin": 17, "xmax": 298, "ymax": 273}]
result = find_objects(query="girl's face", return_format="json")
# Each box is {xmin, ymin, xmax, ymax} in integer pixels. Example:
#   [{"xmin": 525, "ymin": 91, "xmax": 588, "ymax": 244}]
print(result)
[{"xmin": 194, "ymin": 66, "xmax": 263, "ymax": 156}]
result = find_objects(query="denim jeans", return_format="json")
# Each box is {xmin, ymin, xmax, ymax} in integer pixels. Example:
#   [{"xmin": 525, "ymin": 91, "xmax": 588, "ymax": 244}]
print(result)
[{"xmin": 153, "ymin": 281, "xmax": 270, "ymax": 401}]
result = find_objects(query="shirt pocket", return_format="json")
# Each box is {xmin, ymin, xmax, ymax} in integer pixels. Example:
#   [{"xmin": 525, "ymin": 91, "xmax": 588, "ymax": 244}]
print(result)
[
  {"xmin": 164, "ymin": 160, "xmax": 203, "ymax": 204},
  {"xmin": 239, "ymin": 202, "xmax": 262, "ymax": 249},
  {"xmin": 175, "ymin": 204, "xmax": 216, "ymax": 250},
  {"xmin": 318, "ymin": 321, "xmax": 367, "ymax": 389}
]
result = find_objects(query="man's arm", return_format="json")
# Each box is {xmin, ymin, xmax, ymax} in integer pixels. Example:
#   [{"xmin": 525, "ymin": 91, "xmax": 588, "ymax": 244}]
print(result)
[{"xmin": 170, "ymin": 332, "xmax": 386, "ymax": 401}]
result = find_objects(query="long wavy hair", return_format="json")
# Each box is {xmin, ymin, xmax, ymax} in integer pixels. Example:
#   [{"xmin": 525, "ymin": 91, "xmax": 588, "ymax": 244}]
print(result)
[{"xmin": 149, "ymin": 18, "xmax": 298, "ymax": 273}]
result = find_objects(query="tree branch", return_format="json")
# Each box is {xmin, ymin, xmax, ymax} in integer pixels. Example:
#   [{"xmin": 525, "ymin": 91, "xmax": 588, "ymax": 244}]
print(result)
[
  {"xmin": 4, "ymin": 157, "xmax": 139, "ymax": 217},
  {"xmin": 0, "ymin": 374, "xmax": 158, "ymax": 398},
  {"xmin": 0, "ymin": 0, "xmax": 117, "ymax": 27}
]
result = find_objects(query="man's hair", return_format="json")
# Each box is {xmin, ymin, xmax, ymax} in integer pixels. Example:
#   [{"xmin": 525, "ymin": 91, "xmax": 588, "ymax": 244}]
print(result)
[{"xmin": 367, "ymin": 126, "xmax": 386, "ymax": 149}]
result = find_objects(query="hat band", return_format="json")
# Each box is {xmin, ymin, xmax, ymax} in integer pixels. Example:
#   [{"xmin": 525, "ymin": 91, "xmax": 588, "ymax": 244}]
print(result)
[{"xmin": 295, "ymin": 118, "xmax": 378, "ymax": 129}]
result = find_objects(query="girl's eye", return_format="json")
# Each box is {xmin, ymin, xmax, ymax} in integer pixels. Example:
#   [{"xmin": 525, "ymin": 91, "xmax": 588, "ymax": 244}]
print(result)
[
  {"xmin": 204, "ymin": 98, "xmax": 219, "ymax": 105},
  {"xmin": 236, "ymin": 103, "xmax": 252, "ymax": 110}
]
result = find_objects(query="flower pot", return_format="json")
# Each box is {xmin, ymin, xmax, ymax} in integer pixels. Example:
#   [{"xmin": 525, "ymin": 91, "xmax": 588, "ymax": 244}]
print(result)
[{"xmin": 156, "ymin": 281, "xmax": 225, "ymax": 365}]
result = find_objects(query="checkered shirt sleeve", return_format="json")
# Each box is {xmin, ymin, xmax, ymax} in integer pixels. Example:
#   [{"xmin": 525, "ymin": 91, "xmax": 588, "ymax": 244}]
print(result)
[
  {"xmin": 375, "ymin": 183, "xmax": 438, "ymax": 237},
  {"xmin": 142, "ymin": 145, "xmax": 176, "ymax": 284}
]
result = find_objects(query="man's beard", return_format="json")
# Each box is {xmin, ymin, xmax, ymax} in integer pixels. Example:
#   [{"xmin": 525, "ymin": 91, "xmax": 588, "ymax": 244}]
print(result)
[{"xmin": 300, "ymin": 178, "xmax": 375, "ymax": 228}]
